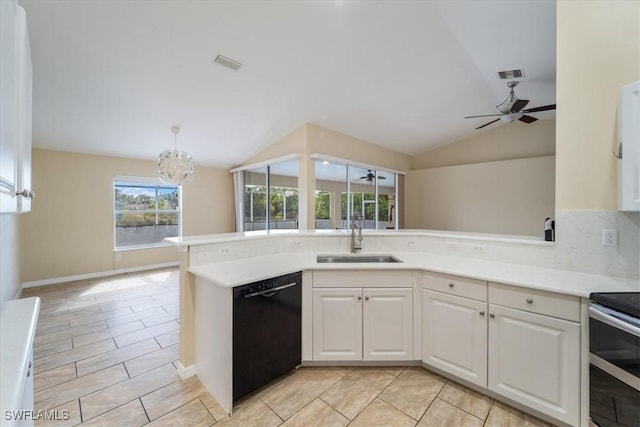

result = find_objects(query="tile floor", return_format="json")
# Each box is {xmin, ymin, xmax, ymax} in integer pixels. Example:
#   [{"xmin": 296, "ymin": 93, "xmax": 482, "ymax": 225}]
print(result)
[{"xmin": 23, "ymin": 268, "xmax": 554, "ymax": 426}]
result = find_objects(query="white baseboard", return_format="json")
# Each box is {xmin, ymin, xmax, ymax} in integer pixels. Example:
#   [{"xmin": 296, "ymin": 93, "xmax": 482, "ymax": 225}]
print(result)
[
  {"xmin": 176, "ymin": 361, "xmax": 196, "ymax": 380},
  {"xmin": 21, "ymin": 262, "xmax": 179, "ymax": 289}
]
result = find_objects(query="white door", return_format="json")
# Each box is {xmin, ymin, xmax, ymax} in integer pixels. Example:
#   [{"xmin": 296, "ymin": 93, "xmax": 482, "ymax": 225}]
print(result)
[
  {"xmin": 363, "ymin": 288, "xmax": 413, "ymax": 361},
  {"xmin": 488, "ymin": 304, "xmax": 580, "ymax": 426},
  {"xmin": 312, "ymin": 288, "xmax": 362, "ymax": 361},
  {"xmin": 423, "ymin": 290, "xmax": 487, "ymax": 387}
]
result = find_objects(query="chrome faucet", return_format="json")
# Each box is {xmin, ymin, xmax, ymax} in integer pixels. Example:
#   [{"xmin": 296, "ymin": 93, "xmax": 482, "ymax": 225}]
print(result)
[{"xmin": 350, "ymin": 213, "xmax": 363, "ymax": 252}]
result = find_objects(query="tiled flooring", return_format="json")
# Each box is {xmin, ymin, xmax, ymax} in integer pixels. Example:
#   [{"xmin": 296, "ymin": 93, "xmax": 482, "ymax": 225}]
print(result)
[{"xmin": 23, "ymin": 268, "xmax": 553, "ymax": 426}]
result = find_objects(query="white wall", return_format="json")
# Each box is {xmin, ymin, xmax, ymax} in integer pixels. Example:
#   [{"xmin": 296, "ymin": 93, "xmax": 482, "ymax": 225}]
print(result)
[
  {"xmin": 0, "ymin": 214, "xmax": 21, "ymax": 304},
  {"xmin": 406, "ymin": 156, "xmax": 555, "ymax": 236}
]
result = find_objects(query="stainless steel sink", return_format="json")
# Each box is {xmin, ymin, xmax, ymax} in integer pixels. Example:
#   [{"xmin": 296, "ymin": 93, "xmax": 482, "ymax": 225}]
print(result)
[{"xmin": 317, "ymin": 254, "xmax": 402, "ymax": 263}]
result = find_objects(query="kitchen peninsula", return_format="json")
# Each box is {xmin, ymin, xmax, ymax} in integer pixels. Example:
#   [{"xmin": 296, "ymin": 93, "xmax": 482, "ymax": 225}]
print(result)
[{"xmin": 166, "ymin": 229, "xmax": 638, "ymax": 427}]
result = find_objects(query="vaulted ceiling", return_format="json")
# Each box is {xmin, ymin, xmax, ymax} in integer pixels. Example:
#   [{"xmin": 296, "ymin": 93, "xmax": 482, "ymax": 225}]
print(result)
[{"xmin": 20, "ymin": 0, "xmax": 556, "ymax": 168}]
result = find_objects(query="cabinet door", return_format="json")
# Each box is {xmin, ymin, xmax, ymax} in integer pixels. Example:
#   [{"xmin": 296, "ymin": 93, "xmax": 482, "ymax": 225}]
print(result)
[
  {"xmin": 16, "ymin": 6, "xmax": 32, "ymax": 213},
  {"xmin": 363, "ymin": 288, "xmax": 412, "ymax": 361},
  {"xmin": 0, "ymin": 0, "xmax": 18, "ymax": 213},
  {"xmin": 423, "ymin": 290, "xmax": 487, "ymax": 387},
  {"xmin": 312, "ymin": 288, "xmax": 362, "ymax": 361},
  {"xmin": 488, "ymin": 304, "xmax": 580, "ymax": 426}
]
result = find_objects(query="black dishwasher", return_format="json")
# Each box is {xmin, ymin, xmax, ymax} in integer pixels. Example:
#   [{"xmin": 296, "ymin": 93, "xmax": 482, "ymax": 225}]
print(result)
[{"xmin": 232, "ymin": 271, "xmax": 302, "ymax": 402}]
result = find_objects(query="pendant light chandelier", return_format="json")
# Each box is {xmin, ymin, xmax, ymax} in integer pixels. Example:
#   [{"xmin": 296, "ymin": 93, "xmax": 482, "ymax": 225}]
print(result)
[{"xmin": 157, "ymin": 126, "xmax": 194, "ymax": 185}]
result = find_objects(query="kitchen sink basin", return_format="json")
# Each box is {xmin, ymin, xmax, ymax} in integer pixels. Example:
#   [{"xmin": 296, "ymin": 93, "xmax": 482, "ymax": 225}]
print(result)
[{"xmin": 316, "ymin": 254, "xmax": 402, "ymax": 263}]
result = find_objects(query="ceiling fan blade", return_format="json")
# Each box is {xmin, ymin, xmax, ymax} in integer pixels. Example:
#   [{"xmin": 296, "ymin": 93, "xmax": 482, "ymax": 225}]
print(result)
[
  {"xmin": 511, "ymin": 99, "xmax": 529, "ymax": 113},
  {"xmin": 523, "ymin": 104, "xmax": 556, "ymax": 113},
  {"xmin": 378, "ymin": 176, "xmax": 386, "ymax": 180},
  {"xmin": 519, "ymin": 115, "xmax": 538, "ymax": 124},
  {"xmin": 475, "ymin": 119, "xmax": 501, "ymax": 130},
  {"xmin": 464, "ymin": 113, "xmax": 504, "ymax": 119}
]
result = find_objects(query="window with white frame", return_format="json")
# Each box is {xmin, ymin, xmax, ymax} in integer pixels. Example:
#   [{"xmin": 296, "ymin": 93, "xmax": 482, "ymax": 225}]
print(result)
[{"xmin": 114, "ymin": 177, "xmax": 181, "ymax": 249}]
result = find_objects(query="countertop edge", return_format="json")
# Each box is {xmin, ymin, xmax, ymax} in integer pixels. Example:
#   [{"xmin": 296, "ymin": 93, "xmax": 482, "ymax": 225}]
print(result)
[
  {"xmin": 187, "ymin": 252, "xmax": 639, "ymax": 298},
  {"xmin": 0, "ymin": 297, "xmax": 40, "ymax": 415}
]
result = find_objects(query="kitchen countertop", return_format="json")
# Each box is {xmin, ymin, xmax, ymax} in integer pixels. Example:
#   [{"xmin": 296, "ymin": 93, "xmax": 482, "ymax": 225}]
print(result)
[
  {"xmin": 188, "ymin": 251, "xmax": 639, "ymax": 298},
  {"xmin": 0, "ymin": 297, "xmax": 40, "ymax": 418}
]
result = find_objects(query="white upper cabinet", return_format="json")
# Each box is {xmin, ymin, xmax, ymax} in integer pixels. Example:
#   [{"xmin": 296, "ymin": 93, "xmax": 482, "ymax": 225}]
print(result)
[
  {"xmin": 618, "ymin": 80, "xmax": 640, "ymax": 211},
  {"xmin": 0, "ymin": 0, "xmax": 19, "ymax": 213},
  {"xmin": 16, "ymin": 6, "xmax": 33, "ymax": 213},
  {"xmin": 0, "ymin": 0, "xmax": 32, "ymax": 214}
]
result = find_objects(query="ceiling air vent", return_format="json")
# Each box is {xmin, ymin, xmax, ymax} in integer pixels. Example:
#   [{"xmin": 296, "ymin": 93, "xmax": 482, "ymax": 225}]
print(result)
[
  {"xmin": 214, "ymin": 54, "xmax": 242, "ymax": 71},
  {"xmin": 497, "ymin": 69, "xmax": 525, "ymax": 79}
]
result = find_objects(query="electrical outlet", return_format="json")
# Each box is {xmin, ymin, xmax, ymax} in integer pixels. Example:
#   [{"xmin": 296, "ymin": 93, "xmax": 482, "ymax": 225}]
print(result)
[
  {"xmin": 218, "ymin": 247, "xmax": 231, "ymax": 255},
  {"xmin": 601, "ymin": 229, "xmax": 618, "ymax": 247},
  {"xmin": 291, "ymin": 240, "xmax": 302, "ymax": 248},
  {"xmin": 407, "ymin": 239, "xmax": 417, "ymax": 247},
  {"xmin": 472, "ymin": 244, "xmax": 486, "ymax": 254},
  {"xmin": 114, "ymin": 253, "xmax": 122, "ymax": 262},
  {"xmin": 447, "ymin": 242, "xmax": 459, "ymax": 251}
]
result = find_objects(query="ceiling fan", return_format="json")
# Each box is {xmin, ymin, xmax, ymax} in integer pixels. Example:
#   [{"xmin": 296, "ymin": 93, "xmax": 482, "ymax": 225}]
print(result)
[
  {"xmin": 357, "ymin": 170, "xmax": 386, "ymax": 184},
  {"xmin": 464, "ymin": 81, "xmax": 556, "ymax": 130}
]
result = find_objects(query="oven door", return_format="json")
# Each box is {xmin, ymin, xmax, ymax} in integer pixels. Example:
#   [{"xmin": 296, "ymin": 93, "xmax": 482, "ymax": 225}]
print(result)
[{"xmin": 589, "ymin": 305, "xmax": 640, "ymax": 427}]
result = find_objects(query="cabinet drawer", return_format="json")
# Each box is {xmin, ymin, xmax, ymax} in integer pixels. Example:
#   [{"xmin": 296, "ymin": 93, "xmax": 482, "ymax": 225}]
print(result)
[
  {"xmin": 313, "ymin": 270, "xmax": 413, "ymax": 287},
  {"xmin": 423, "ymin": 272, "xmax": 487, "ymax": 302},
  {"xmin": 489, "ymin": 282, "xmax": 580, "ymax": 322}
]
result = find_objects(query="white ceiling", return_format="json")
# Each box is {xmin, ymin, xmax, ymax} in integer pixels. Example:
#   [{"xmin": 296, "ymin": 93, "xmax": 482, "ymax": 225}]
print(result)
[{"xmin": 20, "ymin": 0, "xmax": 556, "ymax": 168}]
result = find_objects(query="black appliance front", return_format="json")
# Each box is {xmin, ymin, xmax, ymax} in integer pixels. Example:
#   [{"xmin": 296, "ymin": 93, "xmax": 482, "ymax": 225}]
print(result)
[
  {"xmin": 589, "ymin": 298, "xmax": 640, "ymax": 427},
  {"xmin": 232, "ymin": 272, "xmax": 302, "ymax": 402}
]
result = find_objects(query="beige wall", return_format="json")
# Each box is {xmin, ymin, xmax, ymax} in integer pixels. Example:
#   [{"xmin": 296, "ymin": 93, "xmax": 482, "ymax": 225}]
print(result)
[
  {"xmin": 21, "ymin": 149, "xmax": 232, "ymax": 283},
  {"xmin": 307, "ymin": 124, "xmax": 413, "ymax": 172},
  {"xmin": 405, "ymin": 156, "xmax": 555, "ymax": 236},
  {"xmin": 556, "ymin": 0, "xmax": 639, "ymax": 210},
  {"xmin": 0, "ymin": 214, "xmax": 21, "ymax": 303},
  {"xmin": 412, "ymin": 120, "xmax": 555, "ymax": 170}
]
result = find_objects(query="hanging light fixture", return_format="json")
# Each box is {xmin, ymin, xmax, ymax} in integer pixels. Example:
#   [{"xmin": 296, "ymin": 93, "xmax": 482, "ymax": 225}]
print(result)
[{"xmin": 157, "ymin": 126, "xmax": 194, "ymax": 185}]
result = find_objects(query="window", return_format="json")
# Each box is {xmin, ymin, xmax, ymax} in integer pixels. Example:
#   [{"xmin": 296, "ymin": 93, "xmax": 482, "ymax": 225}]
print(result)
[
  {"xmin": 243, "ymin": 159, "xmax": 299, "ymax": 231},
  {"xmin": 114, "ymin": 178, "xmax": 180, "ymax": 249},
  {"xmin": 316, "ymin": 159, "xmax": 397, "ymax": 230}
]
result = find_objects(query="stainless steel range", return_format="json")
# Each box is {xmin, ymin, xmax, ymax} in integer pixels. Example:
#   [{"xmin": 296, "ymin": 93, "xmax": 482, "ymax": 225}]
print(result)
[{"xmin": 589, "ymin": 292, "xmax": 640, "ymax": 426}]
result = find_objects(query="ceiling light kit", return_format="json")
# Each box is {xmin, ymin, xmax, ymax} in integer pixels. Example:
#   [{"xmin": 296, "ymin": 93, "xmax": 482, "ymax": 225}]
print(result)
[
  {"xmin": 464, "ymin": 81, "xmax": 556, "ymax": 130},
  {"xmin": 157, "ymin": 126, "xmax": 195, "ymax": 185}
]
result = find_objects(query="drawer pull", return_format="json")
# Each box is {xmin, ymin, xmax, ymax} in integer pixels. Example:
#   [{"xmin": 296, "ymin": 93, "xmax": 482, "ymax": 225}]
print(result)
[
  {"xmin": 448, "ymin": 283, "xmax": 454, "ymax": 288},
  {"xmin": 479, "ymin": 311, "xmax": 485, "ymax": 316},
  {"xmin": 526, "ymin": 298, "xmax": 533, "ymax": 304},
  {"xmin": 357, "ymin": 296, "xmax": 362, "ymax": 301},
  {"xmin": 489, "ymin": 313, "xmax": 495, "ymax": 318},
  {"xmin": 365, "ymin": 296, "xmax": 370, "ymax": 301}
]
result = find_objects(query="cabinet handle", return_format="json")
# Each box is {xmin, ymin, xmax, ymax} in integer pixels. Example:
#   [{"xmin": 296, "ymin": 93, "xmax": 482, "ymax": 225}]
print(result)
[
  {"xmin": 526, "ymin": 298, "xmax": 533, "ymax": 304},
  {"xmin": 479, "ymin": 311, "xmax": 485, "ymax": 316},
  {"xmin": 26, "ymin": 369, "xmax": 31, "ymax": 378},
  {"xmin": 448, "ymin": 283, "xmax": 454, "ymax": 288},
  {"xmin": 357, "ymin": 296, "xmax": 362, "ymax": 301},
  {"xmin": 489, "ymin": 313, "xmax": 495, "ymax": 318},
  {"xmin": 28, "ymin": 361, "xmax": 32, "ymax": 369},
  {"xmin": 16, "ymin": 189, "xmax": 35, "ymax": 199},
  {"xmin": 365, "ymin": 296, "xmax": 370, "ymax": 301}
]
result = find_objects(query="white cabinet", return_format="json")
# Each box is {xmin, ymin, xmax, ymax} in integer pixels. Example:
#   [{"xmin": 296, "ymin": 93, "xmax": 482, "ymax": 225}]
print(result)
[
  {"xmin": 312, "ymin": 287, "xmax": 413, "ymax": 361},
  {"xmin": 363, "ymin": 288, "xmax": 413, "ymax": 361},
  {"xmin": 422, "ymin": 272, "xmax": 581, "ymax": 426},
  {"xmin": 488, "ymin": 304, "xmax": 580, "ymax": 426},
  {"xmin": 0, "ymin": 0, "xmax": 19, "ymax": 213},
  {"xmin": 617, "ymin": 80, "xmax": 640, "ymax": 211},
  {"xmin": 422, "ymin": 290, "xmax": 487, "ymax": 387},
  {"xmin": 312, "ymin": 288, "xmax": 362, "ymax": 361},
  {"xmin": 0, "ymin": 0, "xmax": 32, "ymax": 214}
]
